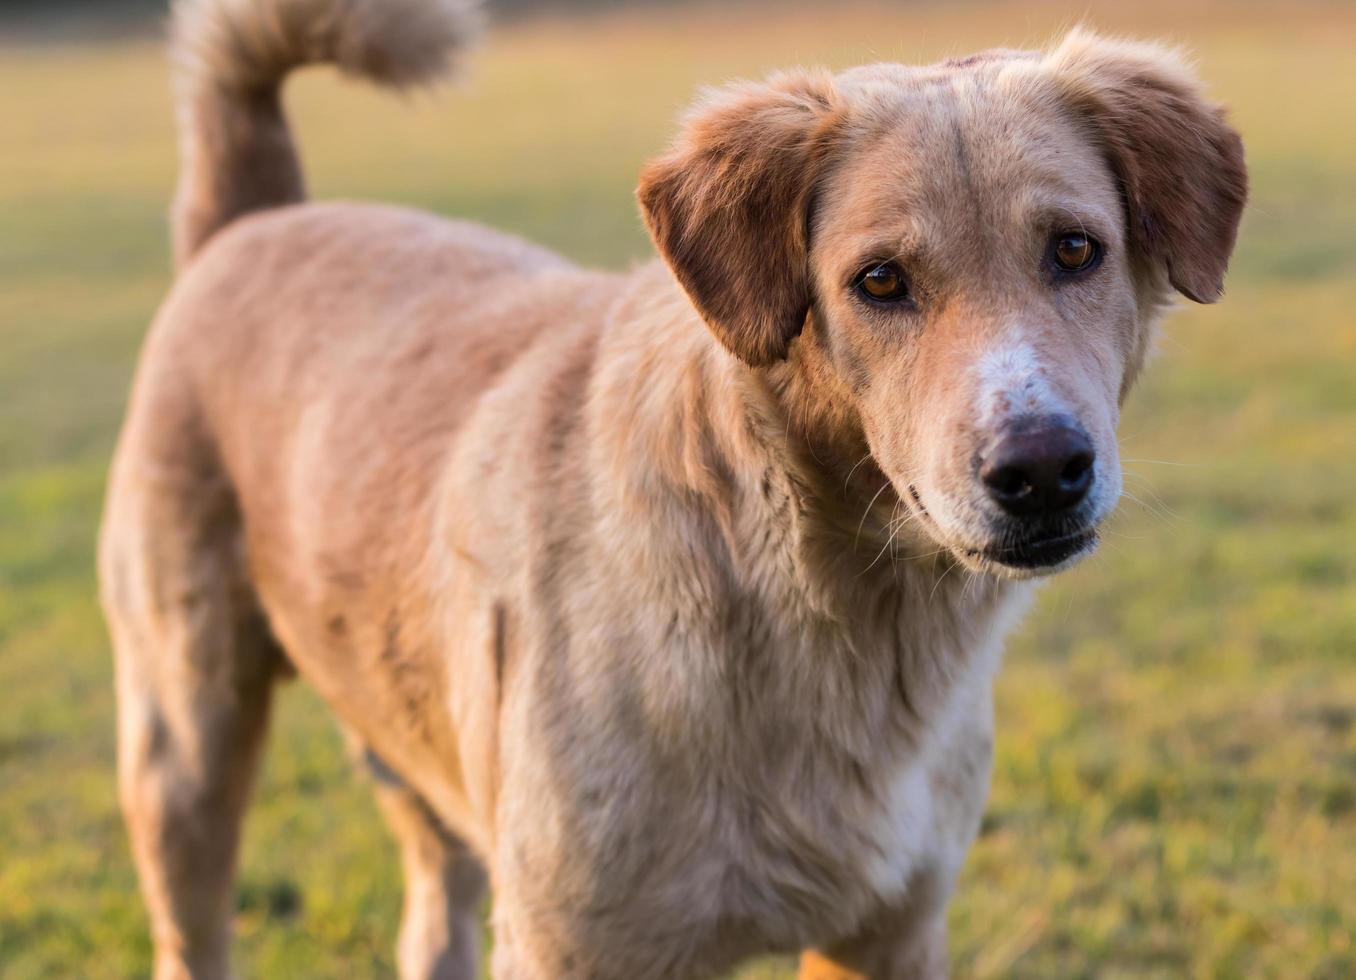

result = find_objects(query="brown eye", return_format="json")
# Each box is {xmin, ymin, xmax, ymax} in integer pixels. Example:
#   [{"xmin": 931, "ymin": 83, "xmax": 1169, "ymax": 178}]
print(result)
[
  {"xmin": 856, "ymin": 262, "xmax": 911, "ymax": 303},
  {"xmin": 1052, "ymin": 232, "xmax": 1100, "ymax": 273}
]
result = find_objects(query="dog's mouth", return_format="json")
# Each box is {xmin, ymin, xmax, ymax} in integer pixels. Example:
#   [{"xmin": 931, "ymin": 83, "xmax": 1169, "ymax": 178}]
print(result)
[
  {"xmin": 905, "ymin": 484, "xmax": 1098, "ymax": 577},
  {"xmin": 963, "ymin": 526, "xmax": 1099, "ymax": 573}
]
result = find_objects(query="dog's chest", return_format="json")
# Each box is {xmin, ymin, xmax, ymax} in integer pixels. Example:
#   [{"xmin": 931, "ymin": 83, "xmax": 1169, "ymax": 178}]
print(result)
[
  {"xmin": 654, "ymin": 617, "xmax": 1001, "ymax": 947},
  {"xmin": 739, "ymin": 754, "xmax": 939, "ymax": 927}
]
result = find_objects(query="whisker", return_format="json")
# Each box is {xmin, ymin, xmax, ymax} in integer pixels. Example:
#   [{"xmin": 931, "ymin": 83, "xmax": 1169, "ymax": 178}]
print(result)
[
  {"xmin": 854, "ymin": 480, "xmax": 894, "ymax": 551},
  {"xmin": 859, "ymin": 520, "xmax": 905, "ymax": 576},
  {"xmin": 960, "ymin": 567, "xmax": 981, "ymax": 605},
  {"xmin": 1049, "ymin": 203, "xmax": 1089, "ymax": 243},
  {"xmin": 843, "ymin": 451, "xmax": 874, "ymax": 491},
  {"xmin": 888, "ymin": 499, "xmax": 902, "ymax": 585},
  {"xmin": 1121, "ymin": 457, "xmax": 1200, "ymax": 468},
  {"xmin": 927, "ymin": 557, "xmax": 960, "ymax": 606},
  {"xmin": 1098, "ymin": 525, "xmax": 1148, "ymax": 542},
  {"xmin": 1119, "ymin": 489, "xmax": 1174, "ymax": 524},
  {"xmin": 862, "ymin": 509, "xmax": 925, "ymax": 576},
  {"xmin": 1119, "ymin": 477, "xmax": 1181, "ymax": 522}
]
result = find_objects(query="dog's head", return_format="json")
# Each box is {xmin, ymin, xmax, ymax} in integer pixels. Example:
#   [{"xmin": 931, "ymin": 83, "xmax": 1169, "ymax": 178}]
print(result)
[{"xmin": 638, "ymin": 30, "xmax": 1246, "ymax": 578}]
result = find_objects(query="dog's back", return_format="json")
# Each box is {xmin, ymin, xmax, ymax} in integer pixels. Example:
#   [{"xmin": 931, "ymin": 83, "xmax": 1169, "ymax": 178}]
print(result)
[{"xmin": 99, "ymin": 4, "xmax": 621, "ymax": 973}]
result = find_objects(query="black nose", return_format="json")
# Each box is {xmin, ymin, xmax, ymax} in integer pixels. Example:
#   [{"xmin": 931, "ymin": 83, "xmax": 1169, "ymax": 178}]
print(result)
[{"xmin": 980, "ymin": 418, "xmax": 1095, "ymax": 517}]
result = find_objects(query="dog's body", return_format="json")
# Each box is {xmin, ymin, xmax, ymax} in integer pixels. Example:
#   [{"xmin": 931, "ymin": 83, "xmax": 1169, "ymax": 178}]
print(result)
[{"xmin": 100, "ymin": 1, "xmax": 1245, "ymax": 977}]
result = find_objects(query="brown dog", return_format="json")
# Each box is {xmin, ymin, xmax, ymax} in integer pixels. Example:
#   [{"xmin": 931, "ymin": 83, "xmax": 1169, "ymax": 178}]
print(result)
[{"xmin": 99, "ymin": 0, "xmax": 1246, "ymax": 977}]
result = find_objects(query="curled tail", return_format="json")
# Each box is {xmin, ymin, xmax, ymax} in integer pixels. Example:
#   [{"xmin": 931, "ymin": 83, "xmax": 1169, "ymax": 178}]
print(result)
[{"xmin": 170, "ymin": 0, "xmax": 477, "ymax": 267}]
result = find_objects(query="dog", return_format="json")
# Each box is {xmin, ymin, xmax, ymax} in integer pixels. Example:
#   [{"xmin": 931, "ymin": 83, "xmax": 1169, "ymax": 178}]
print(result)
[{"xmin": 98, "ymin": 0, "xmax": 1246, "ymax": 976}]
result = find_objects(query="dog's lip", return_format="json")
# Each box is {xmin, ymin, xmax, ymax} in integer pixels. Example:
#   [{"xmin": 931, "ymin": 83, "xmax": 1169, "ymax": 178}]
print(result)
[
  {"xmin": 905, "ymin": 483, "xmax": 932, "ymax": 522},
  {"xmin": 905, "ymin": 484, "xmax": 1097, "ymax": 572},
  {"xmin": 965, "ymin": 526, "xmax": 1098, "ymax": 569}
]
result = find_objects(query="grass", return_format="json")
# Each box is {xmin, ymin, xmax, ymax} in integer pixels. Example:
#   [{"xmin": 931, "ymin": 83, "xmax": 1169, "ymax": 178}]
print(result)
[{"xmin": 1, "ymin": 1, "xmax": 1354, "ymax": 976}]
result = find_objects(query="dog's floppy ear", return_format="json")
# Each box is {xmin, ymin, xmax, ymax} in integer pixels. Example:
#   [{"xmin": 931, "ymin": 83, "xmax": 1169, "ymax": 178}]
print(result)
[
  {"xmin": 1046, "ymin": 29, "xmax": 1247, "ymax": 303},
  {"xmin": 637, "ymin": 72, "xmax": 842, "ymax": 366}
]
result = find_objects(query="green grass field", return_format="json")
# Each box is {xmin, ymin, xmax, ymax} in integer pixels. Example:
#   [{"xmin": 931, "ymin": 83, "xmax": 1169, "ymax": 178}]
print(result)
[{"xmin": 2, "ymin": 1, "xmax": 1354, "ymax": 976}]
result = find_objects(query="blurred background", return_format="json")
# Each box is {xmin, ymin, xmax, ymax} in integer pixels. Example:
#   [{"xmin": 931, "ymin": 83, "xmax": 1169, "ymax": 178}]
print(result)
[{"xmin": 1, "ymin": 0, "xmax": 1353, "ymax": 976}]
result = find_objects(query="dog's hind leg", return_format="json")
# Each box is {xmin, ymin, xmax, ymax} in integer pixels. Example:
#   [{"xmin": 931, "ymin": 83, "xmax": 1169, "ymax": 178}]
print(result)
[
  {"xmin": 101, "ymin": 444, "xmax": 285, "ymax": 980},
  {"xmin": 353, "ymin": 741, "xmax": 487, "ymax": 980}
]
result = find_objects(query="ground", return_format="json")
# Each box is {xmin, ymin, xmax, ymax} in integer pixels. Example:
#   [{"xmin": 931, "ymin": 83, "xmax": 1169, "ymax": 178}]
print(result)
[{"xmin": 1, "ymin": 1, "xmax": 1353, "ymax": 976}]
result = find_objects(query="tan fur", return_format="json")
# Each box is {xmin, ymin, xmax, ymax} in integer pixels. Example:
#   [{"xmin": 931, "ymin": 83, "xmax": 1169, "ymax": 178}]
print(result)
[
  {"xmin": 639, "ymin": 71, "xmax": 844, "ymax": 365},
  {"xmin": 170, "ymin": 0, "xmax": 477, "ymax": 264},
  {"xmin": 1046, "ymin": 29, "xmax": 1247, "ymax": 304},
  {"xmin": 100, "ymin": 4, "xmax": 1245, "ymax": 978}
]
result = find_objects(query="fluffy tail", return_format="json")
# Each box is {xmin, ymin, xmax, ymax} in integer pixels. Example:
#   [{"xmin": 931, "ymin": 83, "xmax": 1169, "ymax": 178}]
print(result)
[{"xmin": 169, "ymin": 0, "xmax": 477, "ymax": 267}]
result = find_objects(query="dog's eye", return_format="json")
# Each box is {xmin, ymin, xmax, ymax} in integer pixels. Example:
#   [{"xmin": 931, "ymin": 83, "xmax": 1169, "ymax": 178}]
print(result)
[
  {"xmin": 1051, "ymin": 232, "xmax": 1101, "ymax": 273},
  {"xmin": 855, "ymin": 262, "xmax": 911, "ymax": 303}
]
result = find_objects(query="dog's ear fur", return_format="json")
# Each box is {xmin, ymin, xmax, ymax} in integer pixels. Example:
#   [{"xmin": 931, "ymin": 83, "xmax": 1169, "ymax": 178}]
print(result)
[
  {"xmin": 1046, "ymin": 29, "xmax": 1247, "ymax": 303},
  {"xmin": 637, "ymin": 72, "xmax": 842, "ymax": 366}
]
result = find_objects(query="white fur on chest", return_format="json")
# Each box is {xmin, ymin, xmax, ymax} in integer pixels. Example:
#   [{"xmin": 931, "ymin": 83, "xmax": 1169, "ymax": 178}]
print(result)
[
  {"xmin": 852, "ymin": 617, "xmax": 1012, "ymax": 905},
  {"xmin": 860, "ymin": 758, "xmax": 937, "ymax": 899}
]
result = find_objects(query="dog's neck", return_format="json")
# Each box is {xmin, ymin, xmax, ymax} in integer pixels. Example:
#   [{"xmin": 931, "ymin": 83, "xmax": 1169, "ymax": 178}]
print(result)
[
  {"xmin": 592, "ymin": 285, "xmax": 1016, "ymax": 633},
  {"xmin": 586, "ymin": 288, "xmax": 1026, "ymax": 759}
]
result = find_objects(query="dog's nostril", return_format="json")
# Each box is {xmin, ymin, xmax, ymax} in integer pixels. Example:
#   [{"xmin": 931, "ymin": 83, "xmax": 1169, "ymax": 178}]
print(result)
[
  {"xmin": 1061, "ymin": 451, "xmax": 1093, "ymax": 489},
  {"xmin": 985, "ymin": 465, "xmax": 1031, "ymax": 500}
]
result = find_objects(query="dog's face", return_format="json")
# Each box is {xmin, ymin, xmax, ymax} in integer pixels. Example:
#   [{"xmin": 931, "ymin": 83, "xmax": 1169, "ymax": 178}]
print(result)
[
  {"xmin": 809, "ymin": 58, "xmax": 1149, "ymax": 576},
  {"xmin": 639, "ymin": 31, "xmax": 1246, "ymax": 578}
]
